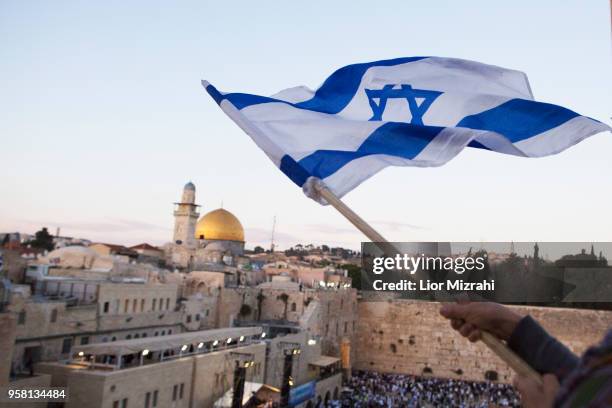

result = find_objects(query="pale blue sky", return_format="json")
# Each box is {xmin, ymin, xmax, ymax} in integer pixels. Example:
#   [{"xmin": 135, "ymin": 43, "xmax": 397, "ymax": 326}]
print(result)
[{"xmin": 1, "ymin": 1, "xmax": 610, "ymax": 250}]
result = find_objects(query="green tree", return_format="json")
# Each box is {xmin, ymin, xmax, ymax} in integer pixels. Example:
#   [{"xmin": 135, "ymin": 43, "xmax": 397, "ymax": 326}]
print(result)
[
  {"xmin": 253, "ymin": 246, "xmax": 265, "ymax": 254},
  {"xmin": 29, "ymin": 227, "xmax": 55, "ymax": 251},
  {"xmin": 339, "ymin": 264, "xmax": 362, "ymax": 290}
]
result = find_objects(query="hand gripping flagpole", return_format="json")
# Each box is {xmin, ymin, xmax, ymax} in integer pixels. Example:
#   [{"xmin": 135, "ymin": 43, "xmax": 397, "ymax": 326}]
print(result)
[{"xmin": 312, "ymin": 180, "xmax": 543, "ymax": 386}]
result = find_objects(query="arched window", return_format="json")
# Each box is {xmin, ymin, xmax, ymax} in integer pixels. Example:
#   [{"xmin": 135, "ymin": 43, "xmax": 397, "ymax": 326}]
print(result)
[{"xmin": 291, "ymin": 302, "xmax": 297, "ymax": 312}]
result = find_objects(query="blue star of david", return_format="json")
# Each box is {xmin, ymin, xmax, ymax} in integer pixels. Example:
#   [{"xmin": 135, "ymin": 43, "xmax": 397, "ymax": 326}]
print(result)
[{"xmin": 365, "ymin": 84, "xmax": 442, "ymax": 125}]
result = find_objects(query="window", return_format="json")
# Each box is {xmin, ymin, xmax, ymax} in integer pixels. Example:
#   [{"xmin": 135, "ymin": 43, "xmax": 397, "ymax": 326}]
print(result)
[
  {"xmin": 168, "ymin": 330, "xmax": 172, "ymax": 335},
  {"xmin": 195, "ymin": 314, "xmax": 200, "ymax": 321},
  {"xmin": 186, "ymin": 315, "xmax": 192, "ymax": 323},
  {"xmin": 18, "ymin": 310, "xmax": 26, "ymax": 325},
  {"xmin": 205, "ymin": 310, "xmax": 209, "ymax": 317},
  {"xmin": 152, "ymin": 391, "xmax": 158, "ymax": 407},
  {"xmin": 135, "ymin": 334, "xmax": 140, "ymax": 339},
  {"xmin": 152, "ymin": 299, "xmax": 157, "ymax": 311},
  {"xmin": 154, "ymin": 332, "xmax": 158, "ymax": 336},
  {"xmin": 140, "ymin": 299, "xmax": 145, "ymax": 312},
  {"xmin": 124, "ymin": 299, "xmax": 129, "ymax": 313},
  {"xmin": 158, "ymin": 298, "xmax": 163, "ymax": 311},
  {"xmin": 127, "ymin": 334, "xmax": 132, "ymax": 340},
  {"xmin": 165, "ymin": 298, "xmax": 170, "ymax": 310},
  {"xmin": 132, "ymin": 299, "xmax": 137, "ymax": 313},
  {"xmin": 172, "ymin": 384, "xmax": 178, "ymax": 401},
  {"xmin": 50, "ymin": 309, "xmax": 58, "ymax": 323},
  {"xmin": 142, "ymin": 333, "xmax": 147, "ymax": 338},
  {"xmin": 291, "ymin": 302, "xmax": 296, "ymax": 312},
  {"xmin": 161, "ymin": 331, "xmax": 165, "ymax": 336},
  {"xmin": 80, "ymin": 336, "xmax": 89, "ymax": 345},
  {"xmin": 145, "ymin": 392, "xmax": 151, "ymax": 408},
  {"xmin": 103, "ymin": 302, "xmax": 110, "ymax": 313},
  {"xmin": 344, "ymin": 322, "xmax": 348, "ymax": 333},
  {"xmin": 179, "ymin": 383, "xmax": 184, "ymax": 399},
  {"xmin": 113, "ymin": 401, "xmax": 119, "ymax": 408},
  {"xmin": 61, "ymin": 338, "xmax": 72, "ymax": 354},
  {"xmin": 111, "ymin": 336, "xmax": 117, "ymax": 341},
  {"xmin": 121, "ymin": 398, "xmax": 128, "ymax": 408}
]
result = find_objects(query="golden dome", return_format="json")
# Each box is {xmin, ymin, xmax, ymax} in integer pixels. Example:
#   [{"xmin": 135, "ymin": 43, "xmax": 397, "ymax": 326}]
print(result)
[{"xmin": 195, "ymin": 208, "xmax": 245, "ymax": 242}]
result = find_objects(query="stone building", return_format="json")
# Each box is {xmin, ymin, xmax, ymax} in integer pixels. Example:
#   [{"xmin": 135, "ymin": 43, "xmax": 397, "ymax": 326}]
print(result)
[
  {"xmin": 6, "ymin": 280, "xmax": 183, "ymax": 376},
  {"xmin": 37, "ymin": 327, "xmax": 266, "ymax": 408},
  {"xmin": 165, "ymin": 182, "xmax": 246, "ymax": 271}
]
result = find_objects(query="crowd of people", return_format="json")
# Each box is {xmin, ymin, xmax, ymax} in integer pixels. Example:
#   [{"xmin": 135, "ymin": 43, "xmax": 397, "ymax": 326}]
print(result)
[{"xmin": 332, "ymin": 370, "xmax": 521, "ymax": 407}]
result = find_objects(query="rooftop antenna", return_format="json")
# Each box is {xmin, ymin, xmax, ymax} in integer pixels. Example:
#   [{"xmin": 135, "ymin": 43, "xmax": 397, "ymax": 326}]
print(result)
[{"xmin": 270, "ymin": 215, "xmax": 277, "ymax": 253}]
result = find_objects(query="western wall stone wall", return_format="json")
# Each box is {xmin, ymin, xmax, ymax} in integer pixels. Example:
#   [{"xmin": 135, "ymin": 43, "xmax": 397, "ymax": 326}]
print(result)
[{"xmin": 354, "ymin": 300, "xmax": 612, "ymax": 383}]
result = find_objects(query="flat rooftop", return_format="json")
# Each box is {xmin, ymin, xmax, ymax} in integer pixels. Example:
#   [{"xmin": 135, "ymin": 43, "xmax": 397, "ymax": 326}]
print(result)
[{"xmin": 73, "ymin": 326, "xmax": 264, "ymax": 357}]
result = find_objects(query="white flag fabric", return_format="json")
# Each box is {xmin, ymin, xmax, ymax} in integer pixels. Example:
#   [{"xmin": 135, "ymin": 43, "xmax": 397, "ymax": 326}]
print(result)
[{"xmin": 202, "ymin": 57, "xmax": 610, "ymax": 204}]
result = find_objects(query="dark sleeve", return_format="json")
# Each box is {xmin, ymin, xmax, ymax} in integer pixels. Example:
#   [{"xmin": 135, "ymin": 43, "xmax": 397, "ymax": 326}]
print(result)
[{"xmin": 507, "ymin": 315, "xmax": 579, "ymax": 381}]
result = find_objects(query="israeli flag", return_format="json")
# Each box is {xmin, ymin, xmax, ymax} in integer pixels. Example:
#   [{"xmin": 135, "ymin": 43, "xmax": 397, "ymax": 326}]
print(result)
[{"xmin": 203, "ymin": 57, "xmax": 610, "ymax": 203}]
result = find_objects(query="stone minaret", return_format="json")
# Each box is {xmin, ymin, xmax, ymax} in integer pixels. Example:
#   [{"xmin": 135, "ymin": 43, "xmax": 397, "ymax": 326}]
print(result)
[{"xmin": 173, "ymin": 182, "xmax": 200, "ymax": 246}]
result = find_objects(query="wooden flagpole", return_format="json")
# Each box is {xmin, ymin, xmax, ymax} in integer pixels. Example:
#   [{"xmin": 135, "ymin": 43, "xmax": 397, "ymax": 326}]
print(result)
[{"xmin": 313, "ymin": 181, "xmax": 543, "ymax": 386}]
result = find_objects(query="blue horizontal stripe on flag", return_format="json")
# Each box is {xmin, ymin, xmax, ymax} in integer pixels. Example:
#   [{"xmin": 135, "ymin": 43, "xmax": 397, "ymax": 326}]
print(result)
[
  {"xmin": 280, "ymin": 122, "xmax": 443, "ymax": 186},
  {"xmin": 458, "ymin": 98, "xmax": 580, "ymax": 143},
  {"xmin": 207, "ymin": 57, "xmax": 427, "ymax": 113}
]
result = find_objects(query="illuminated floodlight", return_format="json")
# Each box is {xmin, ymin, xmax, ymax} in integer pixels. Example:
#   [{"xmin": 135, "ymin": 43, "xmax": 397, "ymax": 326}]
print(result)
[
  {"xmin": 78, "ymin": 351, "xmax": 84, "ymax": 357},
  {"xmin": 226, "ymin": 337, "xmax": 232, "ymax": 344},
  {"xmin": 288, "ymin": 377, "xmax": 294, "ymax": 386},
  {"xmin": 212, "ymin": 340, "xmax": 219, "ymax": 347},
  {"xmin": 239, "ymin": 336, "xmax": 245, "ymax": 342},
  {"xmin": 142, "ymin": 349, "xmax": 150, "ymax": 356},
  {"xmin": 261, "ymin": 332, "xmax": 266, "ymax": 338},
  {"xmin": 197, "ymin": 342, "xmax": 204, "ymax": 349},
  {"xmin": 327, "ymin": 282, "xmax": 334, "ymax": 287},
  {"xmin": 181, "ymin": 344, "xmax": 188, "ymax": 352},
  {"xmin": 319, "ymin": 280, "xmax": 326, "ymax": 287},
  {"xmin": 307, "ymin": 339, "xmax": 317, "ymax": 346}
]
